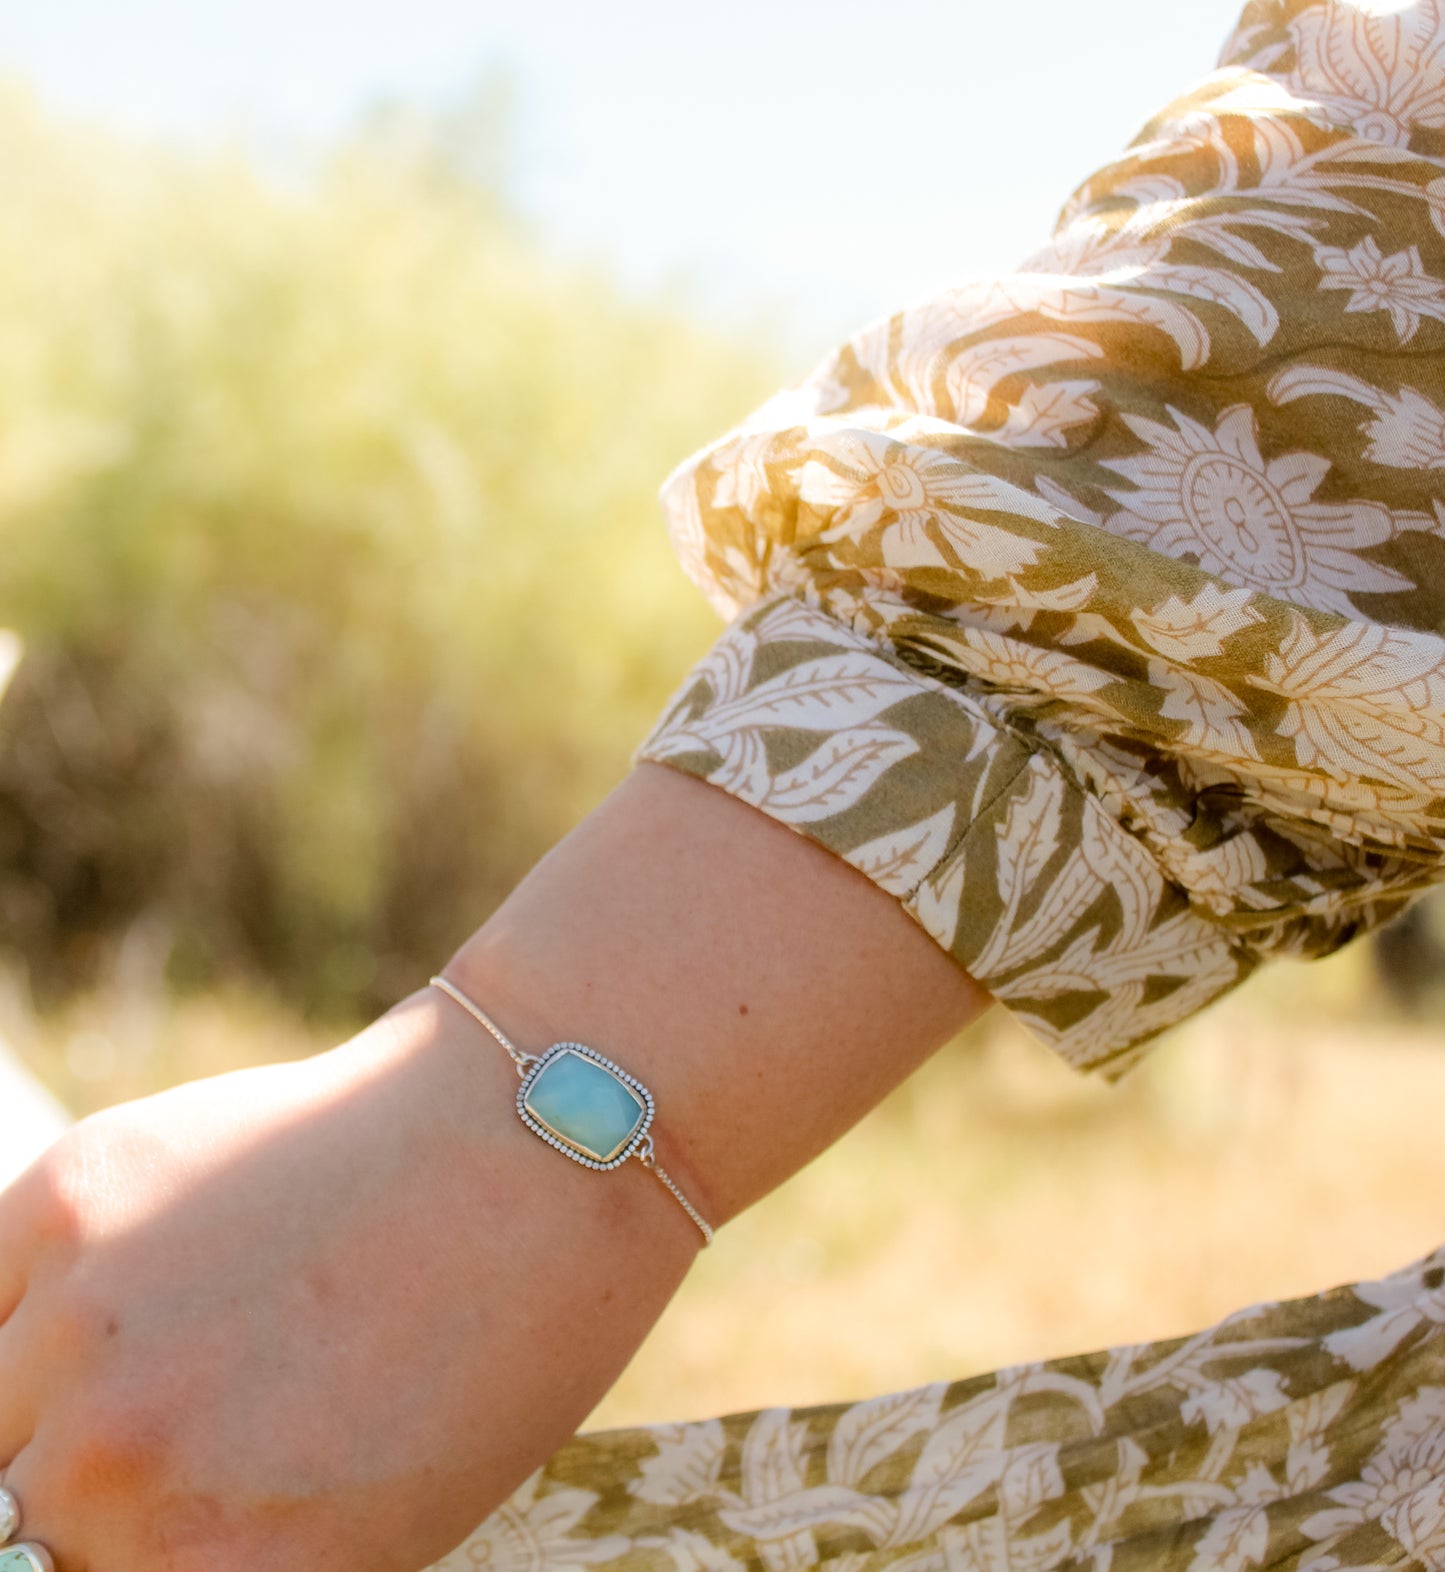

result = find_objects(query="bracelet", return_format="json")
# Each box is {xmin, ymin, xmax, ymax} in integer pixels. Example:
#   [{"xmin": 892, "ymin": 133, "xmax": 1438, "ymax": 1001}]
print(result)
[{"xmin": 428, "ymin": 975, "xmax": 715, "ymax": 1246}]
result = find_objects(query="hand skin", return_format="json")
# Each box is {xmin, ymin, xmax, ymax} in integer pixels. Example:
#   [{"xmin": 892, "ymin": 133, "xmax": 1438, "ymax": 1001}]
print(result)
[{"xmin": 0, "ymin": 761, "xmax": 991, "ymax": 1572}]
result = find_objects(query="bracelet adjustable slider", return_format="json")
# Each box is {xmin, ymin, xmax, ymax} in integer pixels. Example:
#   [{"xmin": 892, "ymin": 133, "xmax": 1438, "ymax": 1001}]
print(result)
[{"xmin": 428, "ymin": 975, "xmax": 714, "ymax": 1245}]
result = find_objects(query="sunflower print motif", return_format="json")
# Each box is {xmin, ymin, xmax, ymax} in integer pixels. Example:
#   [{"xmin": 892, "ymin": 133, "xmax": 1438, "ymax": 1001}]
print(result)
[
  {"xmin": 439, "ymin": 4, "xmax": 1445, "ymax": 1569},
  {"xmin": 1098, "ymin": 403, "xmax": 1416, "ymax": 612}
]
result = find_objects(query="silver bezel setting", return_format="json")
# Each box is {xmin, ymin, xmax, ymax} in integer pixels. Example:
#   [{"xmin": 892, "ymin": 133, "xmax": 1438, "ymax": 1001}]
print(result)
[{"xmin": 516, "ymin": 1042, "xmax": 655, "ymax": 1170}]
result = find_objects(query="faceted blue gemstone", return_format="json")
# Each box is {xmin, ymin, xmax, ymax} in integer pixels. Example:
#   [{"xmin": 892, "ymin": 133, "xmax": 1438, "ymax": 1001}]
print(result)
[{"xmin": 523, "ymin": 1048, "xmax": 645, "ymax": 1163}]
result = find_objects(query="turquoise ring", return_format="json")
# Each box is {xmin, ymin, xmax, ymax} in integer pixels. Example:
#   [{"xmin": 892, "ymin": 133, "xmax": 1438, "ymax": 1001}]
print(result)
[
  {"xmin": 0, "ymin": 1484, "xmax": 54, "ymax": 1572},
  {"xmin": 0, "ymin": 1547, "xmax": 54, "ymax": 1572}
]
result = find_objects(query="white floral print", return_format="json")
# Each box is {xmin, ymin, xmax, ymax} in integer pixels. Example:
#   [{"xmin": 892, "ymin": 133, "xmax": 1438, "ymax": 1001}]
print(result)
[
  {"xmin": 1313, "ymin": 237, "xmax": 1445, "ymax": 340},
  {"xmin": 443, "ymin": 5, "xmax": 1445, "ymax": 1571},
  {"xmin": 1100, "ymin": 405, "xmax": 1412, "ymax": 615},
  {"xmin": 1286, "ymin": 0, "xmax": 1445, "ymax": 144}
]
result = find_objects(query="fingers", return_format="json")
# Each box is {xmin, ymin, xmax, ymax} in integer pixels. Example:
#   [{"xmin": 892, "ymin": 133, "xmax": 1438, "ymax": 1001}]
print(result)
[
  {"xmin": 0, "ymin": 1179, "xmax": 34, "ymax": 1330},
  {"xmin": 0, "ymin": 1139, "xmax": 77, "ymax": 1330},
  {"xmin": 0, "ymin": 1298, "xmax": 42, "ymax": 1467},
  {"xmin": 1, "ymin": 1448, "xmax": 66, "ymax": 1572}
]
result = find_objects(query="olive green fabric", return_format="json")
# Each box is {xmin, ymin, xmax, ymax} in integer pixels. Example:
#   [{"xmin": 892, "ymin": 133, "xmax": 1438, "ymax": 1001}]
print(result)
[
  {"xmin": 437, "ymin": 4, "xmax": 1445, "ymax": 1567},
  {"xmin": 443, "ymin": 1245, "xmax": 1445, "ymax": 1572},
  {"xmin": 630, "ymin": 0, "xmax": 1445, "ymax": 1082}
]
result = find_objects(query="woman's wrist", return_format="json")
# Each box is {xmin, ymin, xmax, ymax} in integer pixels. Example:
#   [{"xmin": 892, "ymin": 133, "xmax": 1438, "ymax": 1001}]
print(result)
[
  {"xmin": 427, "ymin": 953, "xmax": 721, "ymax": 1246},
  {"xmin": 441, "ymin": 762, "xmax": 991, "ymax": 1232},
  {"xmin": 373, "ymin": 976, "xmax": 712, "ymax": 1258}
]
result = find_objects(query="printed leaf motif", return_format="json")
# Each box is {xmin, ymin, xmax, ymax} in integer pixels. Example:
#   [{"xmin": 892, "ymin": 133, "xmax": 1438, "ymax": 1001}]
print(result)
[
  {"xmin": 718, "ymin": 1484, "xmax": 900, "ymax": 1548},
  {"xmin": 877, "ymin": 513, "xmax": 1044, "ymax": 579},
  {"xmin": 1132, "ymin": 585, "xmax": 1263, "ymax": 661},
  {"xmin": 1179, "ymin": 1369, "xmax": 1290, "ymax": 1435},
  {"xmin": 703, "ymin": 654, "xmax": 921, "ymax": 734},
  {"xmin": 1256, "ymin": 620, "xmax": 1445, "ymax": 803},
  {"xmin": 1139, "ymin": 261, "xmax": 1279, "ymax": 345},
  {"xmin": 993, "ymin": 379, "xmax": 1102, "ymax": 448},
  {"xmin": 639, "ymin": 725, "xmax": 723, "ymax": 765},
  {"xmin": 734, "ymin": 1409, "xmax": 819, "ymax": 1572},
  {"xmin": 1287, "ymin": 1384, "xmax": 1355, "ymax": 1493},
  {"xmin": 1385, "ymin": 1477, "xmax": 1445, "ymax": 1565},
  {"xmin": 886, "ymin": 1394, "xmax": 1009, "ymax": 1545},
  {"xmin": 973, "ymin": 573, "xmax": 1100, "ymax": 615},
  {"xmin": 1078, "ymin": 1435, "xmax": 1151, "ymax": 1542},
  {"xmin": 1323, "ymin": 1304, "xmax": 1426, "ymax": 1373},
  {"xmin": 1251, "ymin": 115, "xmax": 1312, "ymax": 188},
  {"xmin": 998, "ymin": 1443, "xmax": 1066, "ymax": 1518},
  {"xmin": 663, "ymin": 472, "xmax": 719, "ymax": 607},
  {"xmin": 827, "ymin": 1384, "xmax": 947, "ymax": 1491},
  {"xmin": 932, "ymin": 1515, "xmax": 1076, "ymax": 1572},
  {"xmin": 712, "ymin": 431, "xmax": 781, "ymax": 518},
  {"xmin": 909, "ymin": 839, "xmax": 971, "ymax": 952},
  {"xmin": 944, "ymin": 334, "xmax": 1105, "ymax": 427},
  {"xmin": 633, "ymin": 1422, "xmax": 728, "ymax": 1507},
  {"xmin": 1167, "ymin": 833, "xmax": 1271, "ymax": 912},
  {"xmin": 847, "ymin": 805, "xmax": 957, "ymax": 899},
  {"xmin": 461, "ymin": 1474, "xmax": 629, "ymax": 1571},
  {"xmin": 971, "ymin": 842, "xmax": 1105, "ymax": 982},
  {"xmin": 1268, "ymin": 363, "xmax": 1385, "ymax": 413},
  {"xmin": 1303, "ymin": 1388, "xmax": 1445, "ymax": 1557},
  {"xmin": 999, "ymin": 935, "xmax": 1123, "ymax": 1002},
  {"xmin": 1177, "ymin": 214, "xmax": 1285, "ymax": 272},
  {"xmin": 1270, "ymin": 364, "xmax": 1445, "ymax": 470},
  {"xmin": 756, "ymin": 596, "xmax": 844, "ymax": 644},
  {"xmin": 1187, "ymin": 1497, "xmax": 1270, "ymax": 1572},
  {"xmin": 651, "ymin": 1528, "xmax": 749, "ymax": 1572},
  {"xmin": 1287, "ymin": 0, "xmax": 1445, "ymax": 147},
  {"xmin": 1079, "ymin": 808, "xmax": 1158, "ymax": 950},
  {"xmin": 1043, "ymin": 281, "xmax": 1215, "ymax": 367},
  {"xmin": 761, "ymin": 727, "xmax": 918, "ymax": 823},
  {"xmin": 928, "ymin": 466, "xmax": 1071, "ymax": 529},
  {"xmin": 946, "ymin": 627, "xmax": 1115, "ymax": 704},
  {"xmin": 706, "ymin": 727, "xmax": 773, "ymax": 803},
  {"xmin": 993, "ymin": 767, "xmax": 1066, "ymax": 918},
  {"xmin": 1148, "ymin": 661, "xmax": 1261, "ymax": 762},
  {"xmin": 739, "ymin": 1408, "xmax": 810, "ymax": 1505}
]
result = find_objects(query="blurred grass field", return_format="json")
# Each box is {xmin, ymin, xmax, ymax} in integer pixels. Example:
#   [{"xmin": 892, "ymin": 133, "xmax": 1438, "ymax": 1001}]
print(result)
[{"xmin": 3, "ymin": 83, "xmax": 1445, "ymax": 1440}]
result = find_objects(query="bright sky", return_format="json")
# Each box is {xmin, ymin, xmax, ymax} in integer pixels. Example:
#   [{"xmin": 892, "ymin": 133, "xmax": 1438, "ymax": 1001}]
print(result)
[{"xmin": 3, "ymin": 0, "xmax": 1247, "ymax": 355}]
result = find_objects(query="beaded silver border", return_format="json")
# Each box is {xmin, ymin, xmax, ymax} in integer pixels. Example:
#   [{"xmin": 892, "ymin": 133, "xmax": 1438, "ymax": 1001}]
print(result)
[{"xmin": 516, "ymin": 1043, "xmax": 655, "ymax": 1170}]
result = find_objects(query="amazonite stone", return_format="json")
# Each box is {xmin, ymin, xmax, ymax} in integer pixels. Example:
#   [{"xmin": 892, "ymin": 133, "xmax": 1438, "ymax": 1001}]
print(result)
[
  {"xmin": 524, "ymin": 1049, "xmax": 644, "ymax": 1163},
  {"xmin": 0, "ymin": 1547, "xmax": 54, "ymax": 1572}
]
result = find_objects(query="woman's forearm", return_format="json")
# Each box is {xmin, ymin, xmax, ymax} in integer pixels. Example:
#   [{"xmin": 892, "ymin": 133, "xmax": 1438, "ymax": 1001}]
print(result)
[
  {"xmin": 330, "ymin": 759, "xmax": 995, "ymax": 1539},
  {"xmin": 444, "ymin": 760, "xmax": 993, "ymax": 1231},
  {"xmin": 0, "ymin": 762, "xmax": 990, "ymax": 1572}
]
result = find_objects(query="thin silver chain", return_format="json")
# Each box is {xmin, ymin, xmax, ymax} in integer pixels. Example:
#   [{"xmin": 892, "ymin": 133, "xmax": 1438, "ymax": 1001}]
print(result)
[
  {"xmin": 637, "ymin": 1137, "xmax": 715, "ymax": 1245},
  {"xmin": 429, "ymin": 973, "xmax": 535, "ymax": 1074},
  {"xmin": 428, "ymin": 974, "xmax": 714, "ymax": 1246}
]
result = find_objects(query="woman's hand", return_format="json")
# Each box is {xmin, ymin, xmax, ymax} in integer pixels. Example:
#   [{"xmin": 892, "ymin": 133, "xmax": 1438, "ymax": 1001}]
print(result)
[
  {"xmin": 0, "ymin": 991, "xmax": 699, "ymax": 1572},
  {"xmin": 0, "ymin": 763, "xmax": 988, "ymax": 1572}
]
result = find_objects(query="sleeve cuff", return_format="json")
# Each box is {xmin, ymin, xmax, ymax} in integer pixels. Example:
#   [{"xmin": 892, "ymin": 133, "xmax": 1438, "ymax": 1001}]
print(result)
[{"xmin": 631, "ymin": 592, "xmax": 1255, "ymax": 1082}]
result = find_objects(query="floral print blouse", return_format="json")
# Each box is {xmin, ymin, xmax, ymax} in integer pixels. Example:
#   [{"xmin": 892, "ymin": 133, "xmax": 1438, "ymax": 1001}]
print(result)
[
  {"xmin": 631, "ymin": 0, "xmax": 1445, "ymax": 1084},
  {"xmin": 438, "ymin": 5, "xmax": 1445, "ymax": 1570}
]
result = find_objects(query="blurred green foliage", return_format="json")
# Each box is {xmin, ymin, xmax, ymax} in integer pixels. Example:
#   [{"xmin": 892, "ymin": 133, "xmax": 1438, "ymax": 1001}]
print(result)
[{"xmin": 0, "ymin": 85, "xmax": 781, "ymax": 1022}]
